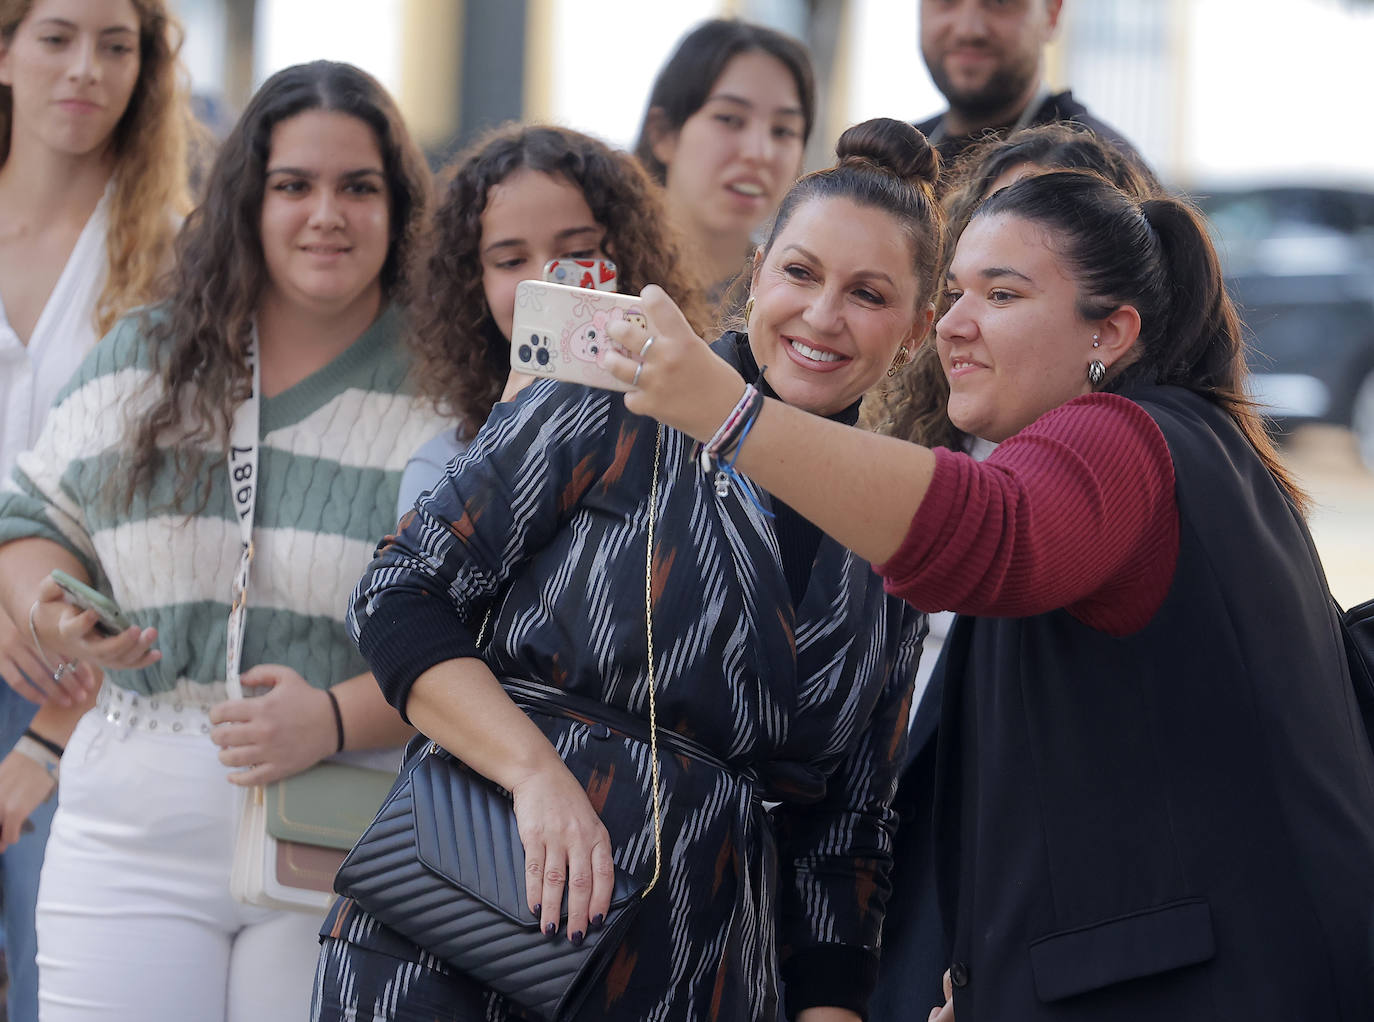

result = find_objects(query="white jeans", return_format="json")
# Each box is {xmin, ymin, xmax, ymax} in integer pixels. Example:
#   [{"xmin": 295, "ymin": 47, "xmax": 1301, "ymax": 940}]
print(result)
[{"xmin": 35, "ymin": 710, "xmax": 325, "ymax": 1022}]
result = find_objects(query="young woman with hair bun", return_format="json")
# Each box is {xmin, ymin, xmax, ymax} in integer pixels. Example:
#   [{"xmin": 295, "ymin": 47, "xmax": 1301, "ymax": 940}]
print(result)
[{"xmin": 315, "ymin": 116, "xmax": 943, "ymax": 1022}]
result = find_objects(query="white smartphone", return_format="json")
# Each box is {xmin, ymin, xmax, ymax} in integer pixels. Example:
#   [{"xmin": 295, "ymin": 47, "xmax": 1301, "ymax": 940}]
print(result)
[
  {"xmin": 509, "ymin": 279, "xmax": 647, "ymax": 392},
  {"xmin": 50, "ymin": 569, "xmax": 131, "ymax": 637}
]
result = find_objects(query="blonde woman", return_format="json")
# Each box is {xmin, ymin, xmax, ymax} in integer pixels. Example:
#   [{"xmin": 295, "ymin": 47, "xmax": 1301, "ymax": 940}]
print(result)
[{"xmin": 0, "ymin": 1, "xmax": 194, "ymax": 1018}]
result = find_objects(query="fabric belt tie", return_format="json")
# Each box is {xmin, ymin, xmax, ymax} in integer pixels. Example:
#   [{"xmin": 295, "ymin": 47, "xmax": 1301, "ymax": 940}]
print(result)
[{"xmin": 499, "ymin": 676, "xmax": 752, "ymax": 782}]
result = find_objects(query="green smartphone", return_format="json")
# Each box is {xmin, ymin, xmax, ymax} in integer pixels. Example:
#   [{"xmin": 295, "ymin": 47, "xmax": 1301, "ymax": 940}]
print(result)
[{"xmin": 50, "ymin": 569, "xmax": 131, "ymax": 637}]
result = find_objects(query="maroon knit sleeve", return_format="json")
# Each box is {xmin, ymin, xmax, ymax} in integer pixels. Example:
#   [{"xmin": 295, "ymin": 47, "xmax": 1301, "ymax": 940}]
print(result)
[{"xmin": 874, "ymin": 393, "xmax": 1178, "ymax": 636}]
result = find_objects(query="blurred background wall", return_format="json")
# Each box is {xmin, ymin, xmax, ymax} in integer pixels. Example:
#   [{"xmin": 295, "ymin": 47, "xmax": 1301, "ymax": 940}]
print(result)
[{"xmin": 173, "ymin": 0, "xmax": 1374, "ymax": 189}]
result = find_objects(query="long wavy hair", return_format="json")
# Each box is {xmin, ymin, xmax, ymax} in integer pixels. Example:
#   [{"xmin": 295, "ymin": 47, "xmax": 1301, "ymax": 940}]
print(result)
[
  {"xmin": 876, "ymin": 124, "xmax": 1159, "ymax": 449},
  {"xmin": 409, "ymin": 123, "xmax": 709, "ymax": 435},
  {"xmin": 0, "ymin": 0, "xmax": 197, "ymax": 337},
  {"xmin": 121, "ymin": 61, "xmax": 431, "ymax": 511}
]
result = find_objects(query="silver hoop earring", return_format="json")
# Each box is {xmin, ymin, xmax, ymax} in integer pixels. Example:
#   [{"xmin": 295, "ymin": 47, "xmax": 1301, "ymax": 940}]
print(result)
[{"xmin": 1087, "ymin": 359, "xmax": 1107, "ymax": 387}]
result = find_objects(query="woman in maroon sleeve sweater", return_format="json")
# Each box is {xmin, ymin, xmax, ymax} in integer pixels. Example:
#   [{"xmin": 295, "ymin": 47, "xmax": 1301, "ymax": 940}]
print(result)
[{"xmin": 606, "ymin": 170, "xmax": 1374, "ymax": 1021}]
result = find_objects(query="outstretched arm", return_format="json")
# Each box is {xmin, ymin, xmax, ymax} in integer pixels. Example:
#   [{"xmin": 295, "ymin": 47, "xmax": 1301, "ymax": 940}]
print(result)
[{"xmin": 605, "ymin": 286, "xmax": 936, "ymax": 567}]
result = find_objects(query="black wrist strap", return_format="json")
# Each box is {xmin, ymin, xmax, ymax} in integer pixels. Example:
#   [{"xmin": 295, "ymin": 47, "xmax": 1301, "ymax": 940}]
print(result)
[
  {"xmin": 324, "ymin": 689, "xmax": 345, "ymax": 753},
  {"xmin": 23, "ymin": 727, "xmax": 65, "ymax": 758}
]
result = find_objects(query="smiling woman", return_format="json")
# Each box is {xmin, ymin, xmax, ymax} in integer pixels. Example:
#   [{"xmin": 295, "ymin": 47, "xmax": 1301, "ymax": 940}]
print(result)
[
  {"xmin": 257, "ymin": 110, "xmax": 392, "ymax": 376},
  {"xmin": 606, "ymin": 166, "xmax": 1374, "ymax": 1020},
  {"xmin": 309, "ymin": 117, "xmax": 939, "ymax": 1022},
  {"xmin": 0, "ymin": 61, "xmax": 454, "ymax": 1022}
]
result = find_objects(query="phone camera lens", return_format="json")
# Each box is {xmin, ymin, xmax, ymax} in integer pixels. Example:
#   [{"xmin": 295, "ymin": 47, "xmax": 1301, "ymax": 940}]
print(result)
[
  {"xmin": 518, "ymin": 344, "xmax": 532, "ymax": 363},
  {"xmin": 536, "ymin": 348, "xmax": 551, "ymax": 367}
]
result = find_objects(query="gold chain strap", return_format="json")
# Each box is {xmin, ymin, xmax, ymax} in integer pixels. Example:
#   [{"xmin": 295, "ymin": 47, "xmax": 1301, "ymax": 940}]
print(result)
[
  {"xmin": 641, "ymin": 425, "xmax": 664, "ymax": 897},
  {"xmin": 475, "ymin": 425, "xmax": 665, "ymax": 897}
]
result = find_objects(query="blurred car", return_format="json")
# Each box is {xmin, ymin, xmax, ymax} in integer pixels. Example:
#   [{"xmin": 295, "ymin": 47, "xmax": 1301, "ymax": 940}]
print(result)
[{"xmin": 1192, "ymin": 183, "xmax": 1374, "ymax": 470}]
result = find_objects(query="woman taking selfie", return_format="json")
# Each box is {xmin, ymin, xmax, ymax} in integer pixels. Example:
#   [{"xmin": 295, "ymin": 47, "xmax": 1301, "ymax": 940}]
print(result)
[
  {"xmin": 868, "ymin": 122, "xmax": 1163, "ymax": 1020},
  {"xmin": 396, "ymin": 122, "xmax": 708, "ymax": 508},
  {"xmin": 634, "ymin": 17, "xmax": 814, "ymax": 302},
  {"xmin": 315, "ymin": 117, "xmax": 940, "ymax": 1022},
  {"xmin": 0, "ymin": 61, "xmax": 447, "ymax": 1022},
  {"xmin": 609, "ymin": 171, "xmax": 1374, "ymax": 1020},
  {"xmin": 0, "ymin": 0, "xmax": 193, "ymax": 1017}
]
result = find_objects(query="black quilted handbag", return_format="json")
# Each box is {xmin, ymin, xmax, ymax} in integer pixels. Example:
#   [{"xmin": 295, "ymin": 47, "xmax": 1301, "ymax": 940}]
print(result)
[
  {"xmin": 334, "ymin": 743, "xmax": 649, "ymax": 1019},
  {"xmin": 335, "ymin": 427, "xmax": 668, "ymax": 1021}
]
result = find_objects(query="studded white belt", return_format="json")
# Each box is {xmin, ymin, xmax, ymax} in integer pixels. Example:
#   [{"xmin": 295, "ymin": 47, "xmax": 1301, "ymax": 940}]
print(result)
[{"xmin": 96, "ymin": 681, "xmax": 215, "ymax": 736}]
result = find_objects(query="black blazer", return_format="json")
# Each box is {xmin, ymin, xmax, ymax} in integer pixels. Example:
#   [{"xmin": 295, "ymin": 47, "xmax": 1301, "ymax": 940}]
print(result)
[{"xmin": 919, "ymin": 387, "xmax": 1374, "ymax": 1020}]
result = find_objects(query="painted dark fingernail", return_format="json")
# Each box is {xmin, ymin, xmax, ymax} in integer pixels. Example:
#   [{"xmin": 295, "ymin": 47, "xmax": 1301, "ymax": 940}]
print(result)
[
  {"xmin": 570, "ymin": 930, "xmax": 585, "ymax": 946},
  {"xmin": 544, "ymin": 921, "xmax": 557, "ymax": 937},
  {"xmin": 590, "ymin": 913, "xmax": 604, "ymax": 930},
  {"xmin": 532, "ymin": 903, "xmax": 541, "ymax": 918}
]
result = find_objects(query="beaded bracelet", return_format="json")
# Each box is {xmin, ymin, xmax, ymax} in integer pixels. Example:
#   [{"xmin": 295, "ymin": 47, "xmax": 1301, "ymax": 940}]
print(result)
[
  {"xmin": 702, "ymin": 384, "xmax": 758, "ymax": 463},
  {"xmin": 695, "ymin": 387, "xmax": 772, "ymax": 516}
]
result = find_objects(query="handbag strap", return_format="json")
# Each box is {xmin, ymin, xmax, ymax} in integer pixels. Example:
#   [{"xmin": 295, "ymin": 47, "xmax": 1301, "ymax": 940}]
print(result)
[
  {"xmin": 225, "ymin": 326, "xmax": 262, "ymax": 702},
  {"xmin": 474, "ymin": 423, "xmax": 664, "ymax": 898},
  {"xmin": 640, "ymin": 425, "xmax": 663, "ymax": 896}
]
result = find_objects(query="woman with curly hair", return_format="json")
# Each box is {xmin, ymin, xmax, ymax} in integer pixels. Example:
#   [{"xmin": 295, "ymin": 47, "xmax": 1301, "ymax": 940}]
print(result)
[
  {"xmin": 0, "ymin": 60, "xmax": 449, "ymax": 1022},
  {"xmin": 396, "ymin": 122, "xmax": 708, "ymax": 508},
  {"xmin": 0, "ymin": 1, "xmax": 196, "ymax": 1017}
]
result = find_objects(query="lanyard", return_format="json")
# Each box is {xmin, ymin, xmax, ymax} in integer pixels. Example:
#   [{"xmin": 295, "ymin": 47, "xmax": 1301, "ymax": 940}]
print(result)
[{"xmin": 225, "ymin": 327, "xmax": 261, "ymax": 702}]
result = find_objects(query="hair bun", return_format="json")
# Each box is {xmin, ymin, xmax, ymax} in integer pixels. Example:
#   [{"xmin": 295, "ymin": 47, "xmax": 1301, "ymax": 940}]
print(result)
[{"xmin": 835, "ymin": 117, "xmax": 939, "ymax": 189}]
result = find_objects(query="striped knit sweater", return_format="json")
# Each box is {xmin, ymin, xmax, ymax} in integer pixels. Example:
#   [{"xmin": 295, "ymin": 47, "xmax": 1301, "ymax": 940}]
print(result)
[
  {"xmin": 876, "ymin": 391, "xmax": 1179, "ymax": 634},
  {"xmin": 0, "ymin": 306, "xmax": 452, "ymax": 708}
]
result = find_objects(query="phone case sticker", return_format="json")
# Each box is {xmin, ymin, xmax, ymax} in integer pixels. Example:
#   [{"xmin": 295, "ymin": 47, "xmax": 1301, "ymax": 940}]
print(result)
[{"xmin": 544, "ymin": 258, "xmax": 617, "ymax": 292}]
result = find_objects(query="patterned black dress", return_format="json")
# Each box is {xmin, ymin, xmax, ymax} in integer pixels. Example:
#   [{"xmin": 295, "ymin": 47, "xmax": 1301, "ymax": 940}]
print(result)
[{"xmin": 314, "ymin": 336, "xmax": 924, "ymax": 1021}]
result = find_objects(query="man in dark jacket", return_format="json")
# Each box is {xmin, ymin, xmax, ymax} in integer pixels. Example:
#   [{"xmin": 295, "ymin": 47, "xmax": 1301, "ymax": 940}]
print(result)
[{"xmin": 914, "ymin": 0, "xmax": 1137, "ymax": 169}]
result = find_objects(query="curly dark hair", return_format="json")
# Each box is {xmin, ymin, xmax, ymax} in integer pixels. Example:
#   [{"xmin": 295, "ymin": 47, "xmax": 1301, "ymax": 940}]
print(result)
[
  {"xmin": 120, "ymin": 61, "xmax": 431, "ymax": 511},
  {"xmin": 409, "ymin": 123, "xmax": 709, "ymax": 435}
]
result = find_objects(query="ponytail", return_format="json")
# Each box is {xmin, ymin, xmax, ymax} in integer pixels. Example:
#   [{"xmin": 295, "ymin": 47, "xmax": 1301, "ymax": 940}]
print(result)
[{"xmin": 979, "ymin": 173, "xmax": 1307, "ymax": 513}]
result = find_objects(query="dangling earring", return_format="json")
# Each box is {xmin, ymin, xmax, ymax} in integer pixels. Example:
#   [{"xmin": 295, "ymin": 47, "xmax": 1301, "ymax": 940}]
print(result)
[
  {"xmin": 887, "ymin": 345, "xmax": 910, "ymax": 378},
  {"xmin": 743, "ymin": 295, "xmax": 755, "ymax": 322},
  {"xmin": 1088, "ymin": 332, "xmax": 1105, "ymax": 386}
]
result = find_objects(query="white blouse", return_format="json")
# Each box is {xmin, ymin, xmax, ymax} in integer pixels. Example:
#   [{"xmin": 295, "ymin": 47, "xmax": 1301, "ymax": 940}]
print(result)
[{"xmin": 0, "ymin": 187, "xmax": 110, "ymax": 483}]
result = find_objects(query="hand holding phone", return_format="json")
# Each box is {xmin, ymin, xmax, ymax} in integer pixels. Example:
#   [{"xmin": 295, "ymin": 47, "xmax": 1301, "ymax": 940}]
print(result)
[
  {"xmin": 510, "ymin": 280, "xmax": 648, "ymax": 393},
  {"xmin": 50, "ymin": 570, "xmax": 131, "ymax": 637}
]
